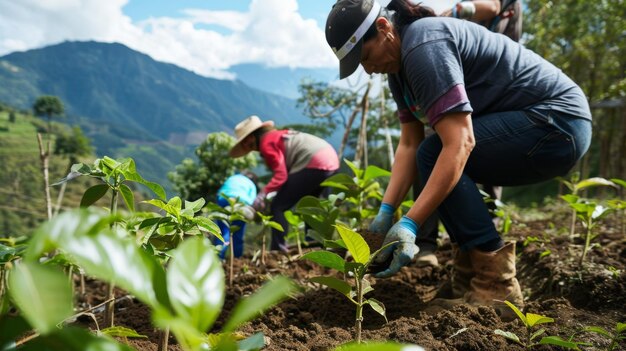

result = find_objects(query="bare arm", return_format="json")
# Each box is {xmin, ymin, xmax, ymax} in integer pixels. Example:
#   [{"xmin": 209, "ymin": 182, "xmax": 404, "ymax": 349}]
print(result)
[
  {"xmin": 441, "ymin": 0, "xmax": 501, "ymax": 22},
  {"xmin": 405, "ymin": 112, "xmax": 475, "ymax": 226},
  {"xmin": 381, "ymin": 120, "xmax": 425, "ymax": 209}
]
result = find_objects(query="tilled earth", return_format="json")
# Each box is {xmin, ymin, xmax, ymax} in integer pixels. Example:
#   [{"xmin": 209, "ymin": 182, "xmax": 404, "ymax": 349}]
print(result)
[{"xmin": 78, "ymin": 214, "xmax": 626, "ymax": 350}]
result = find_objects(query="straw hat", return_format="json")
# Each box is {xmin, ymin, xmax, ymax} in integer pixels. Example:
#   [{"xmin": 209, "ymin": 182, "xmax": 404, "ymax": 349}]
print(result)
[{"xmin": 229, "ymin": 115, "xmax": 274, "ymax": 157}]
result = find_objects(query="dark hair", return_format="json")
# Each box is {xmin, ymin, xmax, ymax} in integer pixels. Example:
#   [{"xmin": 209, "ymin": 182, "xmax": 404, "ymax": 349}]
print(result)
[
  {"xmin": 252, "ymin": 125, "xmax": 275, "ymax": 150},
  {"xmin": 363, "ymin": 0, "xmax": 436, "ymax": 42}
]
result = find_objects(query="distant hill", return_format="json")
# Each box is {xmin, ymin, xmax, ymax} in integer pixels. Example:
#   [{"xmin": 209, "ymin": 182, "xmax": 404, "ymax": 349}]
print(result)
[
  {"xmin": 230, "ymin": 64, "xmax": 338, "ymax": 99},
  {"xmin": 0, "ymin": 41, "xmax": 311, "ymax": 193}
]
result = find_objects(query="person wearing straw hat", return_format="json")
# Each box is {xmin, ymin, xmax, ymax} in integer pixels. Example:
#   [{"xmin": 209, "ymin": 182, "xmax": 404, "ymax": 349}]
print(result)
[
  {"xmin": 229, "ymin": 115, "xmax": 340, "ymax": 252},
  {"xmin": 324, "ymin": 0, "xmax": 591, "ymax": 320}
]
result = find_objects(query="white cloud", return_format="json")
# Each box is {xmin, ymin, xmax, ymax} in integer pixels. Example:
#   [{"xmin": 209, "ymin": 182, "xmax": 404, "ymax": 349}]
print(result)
[{"xmin": 0, "ymin": 0, "xmax": 337, "ymax": 79}]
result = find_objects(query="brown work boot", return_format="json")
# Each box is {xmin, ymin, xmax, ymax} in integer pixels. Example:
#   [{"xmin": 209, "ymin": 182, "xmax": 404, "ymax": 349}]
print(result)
[
  {"xmin": 426, "ymin": 242, "xmax": 524, "ymax": 321},
  {"xmin": 434, "ymin": 243, "xmax": 473, "ymax": 299}
]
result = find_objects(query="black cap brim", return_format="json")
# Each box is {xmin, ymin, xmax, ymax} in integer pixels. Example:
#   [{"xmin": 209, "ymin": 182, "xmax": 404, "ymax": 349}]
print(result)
[{"xmin": 339, "ymin": 40, "xmax": 363, "ymax": 79}]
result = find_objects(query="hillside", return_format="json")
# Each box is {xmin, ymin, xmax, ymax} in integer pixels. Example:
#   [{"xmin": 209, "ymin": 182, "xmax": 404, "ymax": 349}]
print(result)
[{"xmin": 0, "ymin": 41, "xmax": 310, "ymax": 190}]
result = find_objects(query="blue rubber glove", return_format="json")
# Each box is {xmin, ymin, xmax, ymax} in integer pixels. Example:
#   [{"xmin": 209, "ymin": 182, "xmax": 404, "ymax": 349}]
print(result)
[
  {"xmin": 368, "ymin": 203, "xmax": 395, "ymax": 234},
  {"xmin": 374, "ymin": 216, "xmax": 420, "ymax": 278}
]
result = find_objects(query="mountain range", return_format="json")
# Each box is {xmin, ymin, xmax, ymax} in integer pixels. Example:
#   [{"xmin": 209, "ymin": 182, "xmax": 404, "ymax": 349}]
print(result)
[{"xmin": 0, "ymin": 41, "xmax": 329, "ymax": 193}]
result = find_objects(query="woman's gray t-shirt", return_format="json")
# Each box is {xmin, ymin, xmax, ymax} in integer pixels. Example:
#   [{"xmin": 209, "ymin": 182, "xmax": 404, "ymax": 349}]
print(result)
[{"xmin": 389, "ymin": 17, "xmax": 591, "ymax": 126}]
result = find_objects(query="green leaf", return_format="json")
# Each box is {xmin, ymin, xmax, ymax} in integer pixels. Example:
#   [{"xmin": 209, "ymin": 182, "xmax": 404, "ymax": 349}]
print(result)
[
  {"xmin": 238, "ymin": 332, "xmax": 266, "ymax": 350},
  {"xmin": 574, "ymin": 177, "xmax": 616, "ymax": 191},
  {"xmin": 539, "ymin": 335, "xmax": 582, "ymax": 349},
  {"xmin": 333, "ymin": 342, "xmax": 425, "ymax": 351},
  {"xmin": 80, "ymin": 184, "xmax": 109, "ymax": 207},
  {"xmin": 119, "ymin": 184, "xmax": 135, "ymax": 212},
  {"xmin": 504, "ymin": 300, "xmax": 527, "ymax": 325},
  {"xmin": 300, "ymin": 251, "xmax": 345, "ymax": 271},
  {"xmin": 167, "ymin": 237, "xmax": 225, "ymax": 332},
  {"xmin": 494, "ymin": 329, "xmax": 522, "ymax": 344},
  {"xmin": 336, "ymin": 225, "xmax": 369, "ymax": 264},
  {"xmin": 310, "ymin": 276, "xmax": 352, "ymax": 298},
  {"xmin": 530, "ymin": 328, "xmax": 546, "ymax": 341},
  {"xmin": 363, "ymin": 165, "xmax": 391, "ymax": 182},
  {"xmin": 583, "ymin": 326, "xmax": 611, "ymax": 337},
  {"xmin": 193, "ymin": 216, "xmax": 224, "ymax": 242},
  {"xmin": 616, "ymin": 322, "xmax": 626, "ymax": 333},
  {"xmin": 610, "ymin": 178, "xmax": 626, "ymax": 189},
  {"xmin": 100, "ymin": 326, "xmax": 148, "ymax": 338},
  {"xmin": 27, "ymin": 210, "xmax": 168, "ymax": 309},
  {"xmin": 20, "ymin": 326, "xmax": 136, "ymax": 351},
  {"xmin": 8, "ymin": 262, "xmax": 74, "ymax": 334},
  {"xmin": 526, "ymin": 313, "xmax": 554, "ymax": 327},
  {"xmin": 268, "ymin": 222, "xmax": 284, "ymax": 232},
  {"xmin": 223, "ymin": 276, "xmax": 298, "ymax": 332},
  {"xmin": 343, "ymin": 159, "xmax": 362, "ymax": 178},
  {"xmin": 185, "ymin": 198, "xmax": 206, "ymax": 213},
  {"xmin": 366, "ymin": 298, "xmax": 387, "ymax": 322},
  {"xmin": 0, "ymin": 316, "xmax": 30, "ymax": 350}
]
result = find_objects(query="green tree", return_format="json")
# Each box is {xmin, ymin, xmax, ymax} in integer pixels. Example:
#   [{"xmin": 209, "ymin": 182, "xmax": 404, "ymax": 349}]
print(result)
[
  {"xmin": 8, "ymin": 112, "xmax": 16, "ymax": 123},
  {"xmin": 32, "ymin": 96, "xmax": 64, "ymax": 134},
  {"xmin": 168, "ymin": 132, "xmax": 256, "ymax": 201}
]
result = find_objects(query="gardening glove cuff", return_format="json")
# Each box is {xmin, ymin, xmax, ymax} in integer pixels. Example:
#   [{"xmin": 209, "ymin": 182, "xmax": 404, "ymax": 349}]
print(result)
[
  {"xmin": 253, "ymin": 192, "xmax": 266, "ymax": 211},
  {"xmin": 374, "ymin": 216, "xmax": 420, "ymax": 278},
  {"xmin": 368, "ymin": 202, "xmax": 395, "ymax": 234}
]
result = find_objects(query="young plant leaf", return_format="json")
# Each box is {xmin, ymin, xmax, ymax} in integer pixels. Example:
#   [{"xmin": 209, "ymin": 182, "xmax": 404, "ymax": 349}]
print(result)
[
  {"xmin": 8, "ymin": 262, "xmax": 74, "ymax": 334},
  {"xmin": 80, "ymin": 183, "xmax": 109, "ymax": 207},
  {"xmin": 504, "ymin": 300, "xmax": 527, "ymax": 325},
  {"xmin": 237, "ymin": 332, "xmax": 266, "ymax": 351},
  {"xmin": 301, "ymin": 251, "xmax": 345, "ymax": 271},
  {"xmin": 539, "ymin": 335, "xmax": 582, "ymax": 349},
  {"xmin": 526, "ymin": 313, "xmax": 554, "ymax": 327},
  {"xmin": 336, "ymin": 225, "xmax": 369, "ymax": 264},
  {"xmin": 20, "ymin": 326, "xmax": 137, "ymax": 351},
  {"xmin": 223, "ymin": 276, "xmax": 298, "ymax": 332},
  {"xmin": 119, "ymin": 183, "xmax": 135, "ymax": 212},
  {"xmin": 310, "ymin": 276, "xmax": 353, "ymax": 299},
  {"xmin": 100, "ymin": 326, "xmax": 148, "ymax": 338},
  {"xmin": 193, "ymin": 216, "xmax": 224, "ymax": 242},
  {"xmin": 494, "ymin": 329, "xmax": 522, "ymax": 344},
  {"xmin": 363, "ymin": 165, "xmax": 391, "ymax": 182},
  {"xmin": 366, "ymin": 298, "xmax": 388, "ymax": 322},
  {"xmin": 530, "ymin": 327, "xmax": 546, "ymax": 341},
  {"xmin": 583, "ymin": 326, "xmax": 611, "ymax": 337},
  {"xmin": 333, "ymin": 342, "xmax": 425, "ymax": 351}
]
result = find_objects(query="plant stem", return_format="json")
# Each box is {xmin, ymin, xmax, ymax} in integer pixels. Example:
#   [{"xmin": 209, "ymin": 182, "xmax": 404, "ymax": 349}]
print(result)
[
  {"xmin": 354, "ymin": 276, "xmax": 364, "ymax": 343},
  {"xmin": 105, "ymin": 188, "xmax": 119, "ymax": 328},
  {"xmin": 261, "ymin": 229, "xmax": 266, "ymax": 265},
  {"xmin": 229, "ymin": 225, "xmax": 234, "ymax": 287},
  {"xmin": 579, "ymin": 218, "xmax": 593, "ymax": 267},
  {"xmin": 157, "ymin": 327, "xmax": 170, "ymax": 351}
]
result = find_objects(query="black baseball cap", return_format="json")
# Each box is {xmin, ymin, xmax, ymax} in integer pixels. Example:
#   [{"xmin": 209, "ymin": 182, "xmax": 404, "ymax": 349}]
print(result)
[{"xmin": 325, "ymin": 0, "xmax": 382, "ymax": 79}]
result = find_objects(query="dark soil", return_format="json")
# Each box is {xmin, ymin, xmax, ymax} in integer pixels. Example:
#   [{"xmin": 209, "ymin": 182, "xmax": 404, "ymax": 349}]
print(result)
[{"xmin": 77, "ymin": 213, "xmax": 626, "ymax": 350}]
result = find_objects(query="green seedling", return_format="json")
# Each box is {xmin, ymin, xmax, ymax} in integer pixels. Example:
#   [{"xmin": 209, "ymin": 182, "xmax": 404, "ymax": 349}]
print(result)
[
  {"xmin": 608, "ymin": 178, "xmax": 626, "ymax": 234},
  {"xmin": 582, "ymin": 322, "xmax": 626, "ymax": 351},
  {"xmin": 54, "ymin": 156, "xmax": 167, "ymax": 327},
  {"xmin": 301, "ymin": 225, "xmax": 396, "ymax": 343},
  {"xmin": 558, "ymin": 174, "xmax": 616, "ymax": 237},
  {"xmin": 321, "ymin": 159, "xmax": 390, "ymax": 229},
  {"xmin": 7, "ymin": 209, "xmax": 299, "ymax": 351},
  {"xmin": 284, "ymin": 210, "xmax": 305, "ymax": 255},
  {"xmin": 205, "ymin": 195, "xmax": 252, "ymax": 287},
  {"xmin": 295, "ymin": 192, "xmax": 344, "ymax": 243},
  {"xmin": 495, "ymin": 300, "xmax": 584, "ymax": 350},
  {"xmin": 0, "ymin": 236, "xmax": 28, "ymax": 315},
  {"xmin": 254, "ymin": 212, "xmax": 284, "ymax": 265},
  {"xmin": 560, "ymin": 196, "xmax": 612, "ymax": 267},
  {"xmin": 142, "ymin": 196, "xmax": 223, "ymax": 254}
]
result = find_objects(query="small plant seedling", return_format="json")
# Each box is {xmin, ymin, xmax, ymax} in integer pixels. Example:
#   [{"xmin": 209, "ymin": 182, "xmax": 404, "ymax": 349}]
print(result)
[
  {"xmin": 557, "ymin": 174, "xmax": 616, "ymax": 237},
  {"xmin": 582, "ymin": 322, "xmax": 626, "ymax": 351},
  {"xmin": 321, "ymin": 159, "xmax": 390, "ymax": 229},
  {"xmin": 301, "ymin": 225, "xmax": 396, "ymax": 343},
  {"xmin": 495, "ymin": 300, "xmax": 584, "ymax": 350},
  {"xmin": 255, "ymin": 212, "xmax": 284, "ymax": 265},
  {"xmin": 560, "ymin": 196, "xmax": 612, "ymax": 267},
  {"xmin": 205, "ymin": 195, "xmax": 252, "ymax": 287}
]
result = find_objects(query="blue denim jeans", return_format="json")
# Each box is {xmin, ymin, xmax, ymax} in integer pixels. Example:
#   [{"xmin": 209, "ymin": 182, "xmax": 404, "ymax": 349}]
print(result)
[{"xmin": 417, "ymin": 109, "xmax": 592, "ymax": 250}]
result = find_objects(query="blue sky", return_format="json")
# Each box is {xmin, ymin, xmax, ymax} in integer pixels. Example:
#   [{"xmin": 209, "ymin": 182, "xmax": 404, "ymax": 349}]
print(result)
[{"xmin": 0, "ymin": 0, "xmax": 453, "ymax": 80}]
